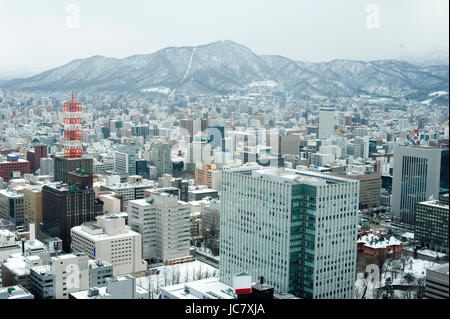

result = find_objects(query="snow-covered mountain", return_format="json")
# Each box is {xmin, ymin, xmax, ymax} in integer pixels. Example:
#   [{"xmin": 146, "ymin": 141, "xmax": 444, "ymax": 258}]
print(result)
[{"xmin": 1, "ymin": 40, "xmax": 448, "ymax": 99}]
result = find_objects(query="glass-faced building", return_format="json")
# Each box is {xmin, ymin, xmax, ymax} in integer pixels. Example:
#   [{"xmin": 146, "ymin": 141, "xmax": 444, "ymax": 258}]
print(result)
[{"xmin": 220, "ymin": 166, "xmax": 359, "ymax": 299}]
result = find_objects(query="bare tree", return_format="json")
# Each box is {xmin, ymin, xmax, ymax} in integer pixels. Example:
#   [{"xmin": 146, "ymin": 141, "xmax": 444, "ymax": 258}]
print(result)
[
  {"xmin": 172, "ymin": 267, "xmax": 181, "ymax": 285},
  {"xmin": 202, "ymin": 210, "xmax": 220, "ymax": 255},
  {"xmin": 163, "ymin": 267, "xmax": 170, "ymax": 287}
]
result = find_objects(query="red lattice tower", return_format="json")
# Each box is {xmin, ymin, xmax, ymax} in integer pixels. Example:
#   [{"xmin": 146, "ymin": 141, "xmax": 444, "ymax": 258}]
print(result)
[{"xmin": 63, "ymin": 94, "xmax": 82, "ymax": 158}]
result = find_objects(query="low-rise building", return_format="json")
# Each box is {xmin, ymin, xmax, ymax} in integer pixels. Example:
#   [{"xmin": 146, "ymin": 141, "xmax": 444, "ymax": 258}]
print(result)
[{"xmin": 71, "ymin": 214, "xmax": 147, "ymax": 276}]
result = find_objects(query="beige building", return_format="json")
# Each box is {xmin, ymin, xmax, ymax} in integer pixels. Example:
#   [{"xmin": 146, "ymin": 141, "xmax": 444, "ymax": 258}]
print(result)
[
  {"xmin": 23, "ymin": 186, "xmax": 43, "ymax": 236},
  {"xmin": 71, "ymin": 214, "xmax": 147, "ymax": 276}
]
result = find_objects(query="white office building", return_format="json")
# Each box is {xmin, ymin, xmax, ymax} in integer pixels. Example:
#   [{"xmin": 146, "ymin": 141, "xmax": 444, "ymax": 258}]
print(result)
[
  {"xmin": 128, "ymin": 191, "xmax": 190, "ymax": 263},
  {"xmin": 392, "ymin": 145, "xmax": 442, "ymax": 225},
  {"xmin": 69, "ymin": 274, "xmax": 149, "ymax": 299},
  {"xmin": 30, "ymin": 253, "xmax": 89, "ymax": 299},
  {"xmin": 71, "ymin": 214, "xmax": 147, "ymax": 276},
  {"xmin": 220, "ymin": 165, "xmax": 359, "ymax": 299},
  {"xmin": 318, "ymin": 107, "xmax": 335, "ymax": 139},
  {"xmin": 354, "ymin": 136, "xmax": 369, "ymax": 160}
]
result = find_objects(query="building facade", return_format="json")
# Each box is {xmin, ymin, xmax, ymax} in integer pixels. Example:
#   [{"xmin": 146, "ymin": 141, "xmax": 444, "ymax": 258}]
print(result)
[
  {"xmin": 392, "ymin": 146, "xmax": 441, "ymax": 225},
  {"xmin": 220, "ymin": 166, "xmax": 359, "ymax": 299}
]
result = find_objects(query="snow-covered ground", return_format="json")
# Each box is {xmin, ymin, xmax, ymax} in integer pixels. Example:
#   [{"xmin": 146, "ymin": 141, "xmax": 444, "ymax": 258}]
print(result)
[
  {"xmin": 136, "ymin": 260, "xmax": 219, "ymax": 299},
  {"xmin": 141, "ymin": 87, "xmax": 171, "ymax": 94},
  {"xmin": 429, "ymin": 91, "xmax": 448, "ymax": 97},
  {"xmin": 354, "ymin": 256, "xmax": 440, "ymax": 299},
  {"xmin": 404, "ymin": 247, "xmax": 447, "ymax": 259}
]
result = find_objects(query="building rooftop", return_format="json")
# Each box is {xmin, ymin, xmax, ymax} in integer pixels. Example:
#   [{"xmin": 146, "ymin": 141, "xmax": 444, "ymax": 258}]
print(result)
[
  {"xmin": 0, "ymin": 285, "xmax": 34, "ymax": 299},
  {"xmin": 428, "ymin": 263, "xmax": 449, "ymax": 276},
  {"xmin": 161, "ymin": 277, "xmax": 235, "ymax": 299}
]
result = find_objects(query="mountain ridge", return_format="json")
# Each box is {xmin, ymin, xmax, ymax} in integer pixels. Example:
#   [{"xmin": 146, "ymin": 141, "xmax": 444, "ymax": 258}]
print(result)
[{"xmin": 1, "ymin": 40, "xmax": 448, "ymax": 100}]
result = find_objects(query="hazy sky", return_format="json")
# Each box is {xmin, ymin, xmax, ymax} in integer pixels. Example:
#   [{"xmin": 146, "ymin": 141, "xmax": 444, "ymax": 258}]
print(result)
[{"xmin": 0, "ymin": 0, "xmax": 448, "ymax": 76}]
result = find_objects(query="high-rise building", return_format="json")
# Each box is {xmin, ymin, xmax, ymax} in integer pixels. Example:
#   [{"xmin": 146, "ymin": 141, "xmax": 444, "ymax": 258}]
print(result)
[
  {"xmin": 128, "ymin": 191, "xmax": 190, "ymax": 263},
  {"xmin": 318, "ymin": 107, "xmax": 335, "ymax": 139},
  {"xmin": 53, "ymin": 156, "xmax": 93, "ymax": 183},
  {"xmin": 0, "ymin": 154, "xmax": 30, "ymax": 182},
  {"xmin": 415, "ymin": 196, "xmax": 449, "ymax": 254},
  {"xmin": 424, "ymin": 263, "xmax": 449, "ymax": 299},
  {"xmin": 354, "ymin": 137, "xmax": 369, "ymax": 160},
  {"xmin": 113, "ymin": 151, "xmax": 136, "ymax": 176},
  {"xmin": 39, "ymin": 157, "xmax": 54, "ymax": 176},
  {"xmin": 131, "ymin": 125, "xmax": 150, "ymax": 140},
  {"xmin": 179, "ymin": 118, "xmax": 208, "ymax": 143},
  {"xmin": 26, "ymin": 145, "xmax": 48, "ymax": 173},
  {"xmin": 156, "ymin": 174, "xmax": 188, "ymax": 202},
  {"xmin": 0, "ymin": 188, "xmax": 24, "ymax": 225},
  {"xmin": 392, "ymin": 146, "xmax": 441, "ymax": 225},
  {"xmin": 41, "ymin": 181, "xmax": 96, "ymax": 252},
  {"xmin": 150, "ymin": 139, "xmax": 173, "ymax": 177},
  {"xmin": 23, "ymin": 186, "xmax": 43, "ymax": 236},
  {"xmin": 220, "ymin": 166, "xmax": 359, "ymax": 299}
]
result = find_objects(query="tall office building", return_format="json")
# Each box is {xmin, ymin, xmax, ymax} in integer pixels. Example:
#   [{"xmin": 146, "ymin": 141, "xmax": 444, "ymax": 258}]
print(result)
[
  {"xmin": 318, "ymin": 107, "xmax": 335, "ymax": 139},
  {"xmin": 41, "ymin": 179, "xmax": 96, "ymax": 252},
  {"xmin": 128, "ymin": 191, "xmax": 190, "ymax": 263},
  {"xmin": 220, "ymin": 166, "xmax": 359, "ymax": 299},
  {"xmin": 26, "ymin": 145, "xmax": 48, "ymax": 173},
  {"xmin": 39, "ymin": 157, "xmax": 54, "ymax": 176},
  {"xmin": 113, "ymin": 151, "xmax": 136, "ymax": 176},
  {"xmin": 392, "ymin": 146, "xmax": 442, "ymax": 225},
  {"xmin": 179, "ymin": 118, "xmax": 208, "ymax": 143},
  {"xmin": 354, "ymin": 137, "xmax": 369, "ymax": 160},
  {"xmin": 54, "ymin": 157, "xmax": 93, "ymax": 183},
  {"xmin": 23, "ymin": 185, "xmax": 43, "ymax": 236},
  {"xmin": 415, "ymin": 196, "xmax": 449, "ymax": 254},
  {"xmin": 150, "ymin": 139, "xmax": 173, "ymax": 178}
]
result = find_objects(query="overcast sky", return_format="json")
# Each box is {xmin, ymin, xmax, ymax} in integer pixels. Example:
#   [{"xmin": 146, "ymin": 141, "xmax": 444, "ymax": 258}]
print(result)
[{"xmin": 0, "ymin": 0, "xmax": 448, "ymax": 77}]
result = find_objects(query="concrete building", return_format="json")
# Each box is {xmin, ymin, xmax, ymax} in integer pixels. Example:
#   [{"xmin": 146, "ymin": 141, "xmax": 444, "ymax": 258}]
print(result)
[
  {"xmin": 318, "ymin": 107, "xmax": 335, "ymax": 139},
  {"xmin": 71, "ymin": 214, "xmax": 147, "ymax": 276},
  {"xmin": 0, "ymin": 285, "xmax": 34, "ymax": 299},
  {"xmin": 392, "ymin": 146, "xmax": 442, "ymax": 225},
  {"xmin": 220, "ymin": 166, "xmax": 359, "ymax": 299},
  {"xmin": 39, "ymin": 158, "xmax": 54, "ymax": 176},
  {"xmin": 194, "ymin": 164, "xmax": 222, "ymax": 191},
  {"xmin": 41, "ymin": 182, "xmax": 96, "ymax": 252},
  {"xmin": 99, "ymin": 176, "xmax": 155, "ymax": 209},
  {"xmin": 0, "ymin": 188, "xmax": 24, "ymax": 225},
  {"xmin": 53, "ymin": 156, "xmax": 93, "ymax": 184},
  {"xmin": 150, "ymin": 139, "xmax": 173, "ymax": 177},
  {"xmin": 69, "ymin": 274, "xmax": 149, "ymax": 299},
  {"xmin": 23, "ymin": 185, "xmax": 43, "ymax": 236},
  {"xmin": 30, "ymin": 253, "xmax": 89, "ymax": 299},
  {"xmin": 424, "ymin": 263, "xmax": 449, "ymax": 299},
  {"xmin": 98, "ymin": 193, "xmax": 122, "ymax": 214},
  {"xmin": 354, "ymin": 136, "xmax": 369, "ymax": 160},
  {"xmin": 88, "ymin": 259, "xmax": 113, "ymax": 287},
  {"xmin": 128, "ymin": 191, "xmax": 190, "ymax": 263},
  {"xmin": 188, "ymin": 186, "xmax": 219, "ymax": 201},
  {"xmin": 113, "ymin": 151, "xmax": 136, "ymax": 176},
  {"xmin": 0, "ymin": 154, "xmax": 30, "ymax": 182},
  {"xmin": 26, "ymin": 145, "xmax": 47, "ymax": 173},
  {"xmin": 157, "ymin": 174, "xmax": 188, "ymax": 202},
  {"xmin": 328, "ymin": 171, "xmax": 381, "ymax": 209},
  {"xmin": 415, "ymin": 198, "xmax": 449, "ymax": 254}
]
